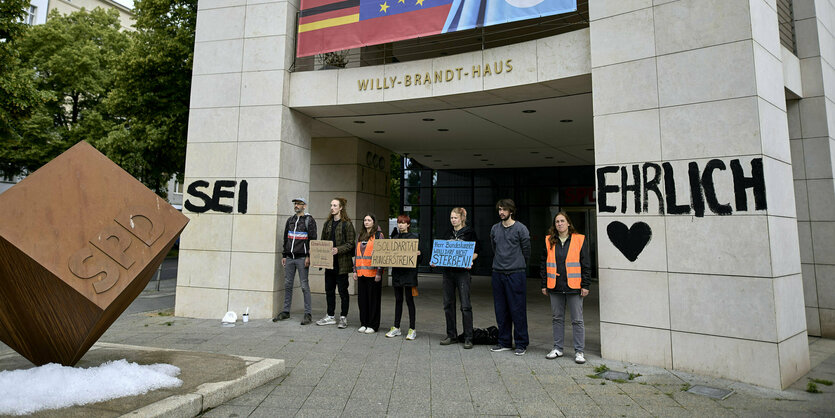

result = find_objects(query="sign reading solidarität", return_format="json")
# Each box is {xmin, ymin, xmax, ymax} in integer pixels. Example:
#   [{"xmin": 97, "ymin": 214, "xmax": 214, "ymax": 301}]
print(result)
[
  {"xmin": 430, "ymin": 240, "xmax": 475, "ymax": 268},
  {"xmin": 371, "ymin": 239, "xmax": 419, "ymax": 268}
]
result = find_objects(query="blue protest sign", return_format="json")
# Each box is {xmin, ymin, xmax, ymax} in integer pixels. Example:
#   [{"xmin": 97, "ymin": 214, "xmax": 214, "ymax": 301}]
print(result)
[{"xmin": 430, "ymin": 240, "xmax": 476, "ymax": 268}]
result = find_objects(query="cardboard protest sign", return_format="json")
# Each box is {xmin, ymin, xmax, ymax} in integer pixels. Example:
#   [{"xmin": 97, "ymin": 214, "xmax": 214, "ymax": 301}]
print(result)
[
  {"xmin": 430, "ymin": 240, "xmax": 476, "ymax": 268},
  {"xmin": 371, "ymin": 239, "xmax": 419, "ymax": 267},
  {"xmin": 309, "ymin": 240, "xmax": 333, "ymax": 269}
]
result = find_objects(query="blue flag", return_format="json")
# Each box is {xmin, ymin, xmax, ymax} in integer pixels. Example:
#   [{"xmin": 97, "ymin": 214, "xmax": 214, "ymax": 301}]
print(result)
[{"xmin": 443, "ymin": 0, "xmax": 577, "ymax": 33}]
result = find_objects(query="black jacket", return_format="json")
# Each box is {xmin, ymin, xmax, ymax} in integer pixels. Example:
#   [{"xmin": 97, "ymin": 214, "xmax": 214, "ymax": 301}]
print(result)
[
  {"xmin": 390, "ymin": 230, "xmax": 420, "ymax": 287},
  {"xmin": 439, "ymin": 225, "xmax": 480, "ymax": 271},
  {"xmin": 539, "ymin": 234, "xmax": 591, "ymax": 293},
  {"xmin": 282, "ymin": 214, "xmax": 317, "ymax": 258}
]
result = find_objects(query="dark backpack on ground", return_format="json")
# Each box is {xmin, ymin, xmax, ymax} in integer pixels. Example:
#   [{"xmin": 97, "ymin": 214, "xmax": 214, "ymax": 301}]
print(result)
[{"xmin": 458, "ymin": 326, "xmax": 498, "ymax": 345}]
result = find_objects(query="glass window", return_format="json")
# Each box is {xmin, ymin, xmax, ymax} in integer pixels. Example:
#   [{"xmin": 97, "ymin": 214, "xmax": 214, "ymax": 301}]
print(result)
[
  {"xmin": 435, "ymin": 188, "xmax": 471, "ymax": 205},
  {"xmin": 435, "ymin": 170, "xmax": 471, "ymax": 187}
]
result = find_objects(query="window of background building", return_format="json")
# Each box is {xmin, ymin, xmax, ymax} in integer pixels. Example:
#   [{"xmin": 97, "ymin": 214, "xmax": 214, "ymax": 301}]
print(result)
[{"xmin": 26, "ymin": 5, "xmax": 37, "ymax": 25}]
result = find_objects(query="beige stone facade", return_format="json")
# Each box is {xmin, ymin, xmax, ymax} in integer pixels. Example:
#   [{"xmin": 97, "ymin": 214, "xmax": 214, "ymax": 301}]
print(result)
[{"xmin": 178, "ymin": 0, "xmax": 833, "ymax": 389}]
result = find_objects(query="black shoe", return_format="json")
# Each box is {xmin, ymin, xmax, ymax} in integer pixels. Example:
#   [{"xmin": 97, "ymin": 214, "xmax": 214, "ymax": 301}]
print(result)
[
  {"xmin": 463, "ymin": 340, "xmax": 473, "ymax": 349},
  {"xmin": 490, "ymin": 345, "xmax": 511, "ymax": 352},
  {"xmin": 273, "ymin": 312, "xmax": 290, "ymax": 322},
  {"xmin": 301, "ymin": 313, "xmax": 312, "ymax": 325},
  {"xmin": 440, "ymin": 337, "xmax": 457, "ymax": 345}
]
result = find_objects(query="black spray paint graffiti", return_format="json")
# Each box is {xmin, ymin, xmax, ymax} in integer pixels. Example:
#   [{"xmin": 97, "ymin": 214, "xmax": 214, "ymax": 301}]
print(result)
[
  {"xmin": 597, "ymin": 158, "xmax": 767, "ymax": 261},
  {"xmin": 184, "ymin": 180, "xmax": 248, "ymax": 214},
  {"xmin": 606, "ymin": 221, "xmax": 651, "ymax": 263}
]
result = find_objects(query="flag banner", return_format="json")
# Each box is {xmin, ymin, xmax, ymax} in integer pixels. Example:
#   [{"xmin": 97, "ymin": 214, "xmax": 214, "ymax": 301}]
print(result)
[{"xmin": 297, "ymin": 0, "xmax": 577, "ymax": 57}]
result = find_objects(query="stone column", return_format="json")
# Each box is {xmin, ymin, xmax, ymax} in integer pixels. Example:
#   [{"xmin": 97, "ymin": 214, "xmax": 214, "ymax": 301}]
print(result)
[
  {"xmin": 790, "ymin": 0, "xmax": 835, "ymax": 338},
  {"xmin": 308, "ymin": 137, "xmax": 392, "ymax": 295},
  {"xmin": 175, "ymin": 0, "xmax": 311, "ymax": 319},
  {"xmin": 591, "ymin": 0, "xmax": 809, "ymax": 389}
]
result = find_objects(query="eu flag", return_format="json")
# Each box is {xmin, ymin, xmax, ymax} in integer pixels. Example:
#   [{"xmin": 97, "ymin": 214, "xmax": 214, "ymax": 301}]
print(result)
[{"xmin": 443, "ymin": 0, "xmax": 578, "ymax": 32}]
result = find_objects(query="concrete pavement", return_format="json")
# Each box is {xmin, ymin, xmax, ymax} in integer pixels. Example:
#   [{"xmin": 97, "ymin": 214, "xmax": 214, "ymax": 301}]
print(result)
[{"xmin": 2, "ymin": 270, "xmax": 835, "ymax": 416}]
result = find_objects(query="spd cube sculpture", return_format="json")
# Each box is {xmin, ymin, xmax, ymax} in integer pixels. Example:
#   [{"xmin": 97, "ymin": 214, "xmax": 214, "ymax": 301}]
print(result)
[{"xmin": 0, "ymin": 141, "xmax": 189, "ymax": 366}]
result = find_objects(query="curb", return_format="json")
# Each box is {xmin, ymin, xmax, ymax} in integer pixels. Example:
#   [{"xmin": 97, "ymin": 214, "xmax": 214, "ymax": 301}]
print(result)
[{"xmin": 120, "ymin": 356, "xmax": 285, "ymax": 417}]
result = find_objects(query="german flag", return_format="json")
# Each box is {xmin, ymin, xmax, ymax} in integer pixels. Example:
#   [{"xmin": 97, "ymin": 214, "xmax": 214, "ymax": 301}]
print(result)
[{"xmin": 297, "ymin": 0, "xmax": 454, "ymax": 57}]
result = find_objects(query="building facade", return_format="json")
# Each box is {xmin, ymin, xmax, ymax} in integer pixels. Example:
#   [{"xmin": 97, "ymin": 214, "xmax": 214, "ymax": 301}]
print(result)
[{"xmin": 177, "ymin": 0, "xmax": 835, "ymax": 389}]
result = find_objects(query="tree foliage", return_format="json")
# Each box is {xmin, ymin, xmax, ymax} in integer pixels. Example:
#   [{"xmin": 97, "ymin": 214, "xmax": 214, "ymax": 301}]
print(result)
[
  {"xmin": 104, "ymin": 0, "xmax": 196, "ymax": 194},
  {"xmin": 0, "ymin": 0, "xmax": 197, "ymax": 195},
  {"xmin": 0, "ymin": 0, "xmax": 50, "ymax": 177}
]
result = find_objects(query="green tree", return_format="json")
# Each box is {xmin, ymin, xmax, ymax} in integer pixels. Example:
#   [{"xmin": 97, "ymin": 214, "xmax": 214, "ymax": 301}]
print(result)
[
  {"xmin": 0, "ymin": 0, "xmax": 50, "ymax": 177},
  {"xmin": 104, "ymin": 0, "xmax": 196, "ymax": 194},
  {"xmin": 3, "ymin": 7, "xmax": 129, "ymax": 176}
]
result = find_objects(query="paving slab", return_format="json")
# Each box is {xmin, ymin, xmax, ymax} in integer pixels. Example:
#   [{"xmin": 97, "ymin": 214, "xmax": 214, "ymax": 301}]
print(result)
[{"xmin": 0, "ymin": 343, "xmax": 283, "ymax": 417}]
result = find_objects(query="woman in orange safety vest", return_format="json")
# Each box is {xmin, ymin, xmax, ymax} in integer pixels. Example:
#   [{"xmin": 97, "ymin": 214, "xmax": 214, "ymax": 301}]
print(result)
[
  {"xmin": 539, "ymin": 211, "xmax": 591, "ymax": 364},
  {"xmin": 354, "ymin": 213, "xmax": 384, "ymax": 334}
]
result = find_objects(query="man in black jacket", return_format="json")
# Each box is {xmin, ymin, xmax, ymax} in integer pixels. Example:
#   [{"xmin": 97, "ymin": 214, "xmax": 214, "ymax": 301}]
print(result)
[{"xmin": 274, "ymin": 198, "xmax": 317, "ymax": 325}]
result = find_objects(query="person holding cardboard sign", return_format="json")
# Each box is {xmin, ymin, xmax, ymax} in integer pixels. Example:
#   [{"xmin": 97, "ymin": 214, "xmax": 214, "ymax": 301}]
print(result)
[
  {"xmin": 433, "ymin": 207, "xmax": 480, "ymax": 349},
  {"xmin": 354, "ymin": 213, "xmax": 385, "ymax": 334},
  {"xmin": 316, "ymin": 198, "xmax": 356, "ymax": 329},
  {"xmin": 386, "ymin": 214, "xmax": 421, "ymax": 340}
]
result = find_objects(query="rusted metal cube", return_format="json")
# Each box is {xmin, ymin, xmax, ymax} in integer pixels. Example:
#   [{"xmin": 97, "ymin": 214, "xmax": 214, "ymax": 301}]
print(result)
[{"xmin": 0, "ymin": 141, "xmax": 189, "ymax": 366}]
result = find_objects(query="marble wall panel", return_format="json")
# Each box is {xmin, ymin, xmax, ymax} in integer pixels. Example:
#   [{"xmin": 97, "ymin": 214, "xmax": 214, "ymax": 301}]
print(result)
[
  {"xmin": 228, "ymin": 289, "xmax": 279, "ymax": 319},
  {"xmin": 778, "ymin": 331, "xmax": 812, "ymax": 388},
  {"xmin": 536, "ymin": 28, "xmax": 591, "ymax": 81},
  {"xmin": 241, "ymin": 70, "xmax": 288, "ymax": 106},
  {"xmin": 653, "ymin": 0, "xmax": 752, "ymax": 55},
  {"xmin": 588, "ymin": 0, "xmax": 651, "ymax": 21},
  {"xmin": 196, "ymin": 7, "xmax": 246, "ymax": 42},
  {"xmin": 600, "ymin": 322, "xmax": 672, "ymax": 368},
  {"xmin": 243, "ymin": 36, "xmax": 291, "ymax": 72},
  {"xmin": 774, "ymin": 274, "xmax": 809, "ymax": 341},
  {"xmin": 598, "ymin": 269, "xmax": 669, "ymax": 328},
  {"xmin": 672, "ymin": 331, "xmax": 781, "ymax": 389},
  {"xmin": 175, "ymin": 286, "xmax": 229, "ymax": 318},
  {"xmin": 596, "ymin": 216, "xmax": 667, "ymax": 271},
  {"xmin": 279, "ymin": 143, "xmax": 311, "ymax": 182},
  {"xmin": 768, "ymin": 216, "xmax": 802, "ymax": 278},
  {"xmin": 190, "ymin": 73, "xmax": 242, "ymax": 109},
  {"xmin": 185, "ymin": 142, "xmax": 238, "ymax": 178},
  {"xmin": 187, "ymin": 107, "xmax": 239, "ymax": 143},
  {"xmin": 231, "ymin": 214, "xmax": 279, "ymax": 253},
  {"xmin": 591, "ymin": 58, "xmax": 658, "ymax": 115},
  {"xmin": 816, "ymin": 263, "xmax": 835, "ymax": 308},
  {"xmin": 594, "ymin": 109, "xmax": 661, "ymax": 165},
  {"xmin": 244, "ymin": 1, "xmax": 292, "ymax": 37},
  {"xmin": 289, "ymin": 71, "xmax": 339, "ymax": 107},
  {"xmin": 230, "ymin": 251, "xmax": 280, "ymax": 292},
  {"xmin": 176, "ymin": 249, "xmax": 232, "ymax": 288},
  {"xmin": 236, "ymin": 141, "xmax": 282, "ymax": 178},
  {"xmin": 807, "ymin": 179, "xmax": 835, "ymax": 220},
  {"xmin": 179, "ymin": 213, "xmax": 234, "ymax": 251},
  {"xmin": 482, "ymin": 40, "xmax": 538, "ymax": 91},
  {"xmin": 589, "ymin": 8, "xmax": 655, "ymax": 68},
  {"xmin": 193, "ymin": 39, "xmax": 244, "ymax": 75}
]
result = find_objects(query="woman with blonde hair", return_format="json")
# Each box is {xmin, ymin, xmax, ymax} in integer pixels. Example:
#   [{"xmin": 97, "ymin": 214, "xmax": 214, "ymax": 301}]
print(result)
[{"xmin": 435, "ymin": 207, "xmax": 479, "ymax": 349}]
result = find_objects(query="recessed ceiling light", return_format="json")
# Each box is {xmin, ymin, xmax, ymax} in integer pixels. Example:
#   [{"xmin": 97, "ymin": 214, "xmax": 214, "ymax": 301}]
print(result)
[
  {"xmin": 558, "ymin": 160, "xmax": 566, "ymax": 163},
  {"xmin": 422, "ymin": 118, "xmax": 435, "ymax": 121},
  {"xmin": 586, "ymin": 148, "xmax": 594, "ymax": 151},
  {"xmin": 424, "ymin": 154, "xmax": 432, "ymax": 157},
  {"xmin": 434, "ymin": 159, "xmax": 442, "ymax": 162},
  {"xmin": 473, "ymin": 153, "xmax": 482, "ymax": 156},
  {"xmin": 487, "ymin": 163, "xmax": 494, "ymax": 166},
  {"xmin": 480, "ymin": 159, "xmax": 488, "ymax": 161},
  {"xmin": 437, "ymin": 128, "xmax": 449, "ymax": 132},
  {"xmin": 522, "ymin": 110, "xmax": 536, "ymax": 114},
  {"xmin": 560, "ymin": 119, "xmax": 573, "ymax": 123},
  {"xmin": 545, "ymin": 156, "xmax": 554, "ymax": 159},
  {"xmin": 443, "ymin": 164, "xmax": 450, "ymax": 167},
  {"xmin": 530, "ymin": 151, "xmax": 539, "ymax": 154},
  {"xmin": 374, "ymin": 130, "xmax": 384, "ymax": 133},
  {"xmin": 353, "ymin": 120, "xmax": 365, "ymax": 124}
]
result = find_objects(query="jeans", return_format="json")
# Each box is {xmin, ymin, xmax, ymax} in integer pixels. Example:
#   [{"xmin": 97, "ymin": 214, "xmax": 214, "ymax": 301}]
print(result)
[
  {"xmin": 442, "ymin": 269, "xmax": 473, "ymax": 341},
  {"xmin": 393, "ymin": 286, "xmax": 416, "ymax": 330},
  {"xmin": 491, "ymin": 271, "xmax": 529, "ymax": 349},
  {"xmin": 357, "ymin": 276, "xmax": 382, "ymax": 330},
  {"xmin": 325, "ymin": 270, "xmax": 349, "ymax": 317},
  {"xmin": 282, "ymin": 257, "xmax": 311, "ymax": 314},
  {"xmin": 549, "ymin": 292, "xmax": 584, "ymax": 352}
]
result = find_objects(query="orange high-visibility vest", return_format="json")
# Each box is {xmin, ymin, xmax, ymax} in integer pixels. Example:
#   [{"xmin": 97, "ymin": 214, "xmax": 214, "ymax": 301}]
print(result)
[
  {"xmin": 355, "ymin": 237, "xmax": 377, "ymax": 277},
  {"xmin": 545, "ymin": 234, "xmax": 585, "ymax": 290}
]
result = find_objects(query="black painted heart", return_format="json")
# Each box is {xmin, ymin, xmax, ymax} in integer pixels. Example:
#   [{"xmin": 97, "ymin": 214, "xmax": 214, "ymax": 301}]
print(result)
[{"xmin": 606, "ymin": 221, "xmax": 652, "ymax": 262}]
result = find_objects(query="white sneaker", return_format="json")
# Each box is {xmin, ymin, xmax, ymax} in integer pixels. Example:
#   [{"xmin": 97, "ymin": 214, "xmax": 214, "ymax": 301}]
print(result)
[
  {"xmin": 316, "ymin": 315, "xmax": 336, "ymax": 326},
  {"xmin": 338, "ymin": 316, "xmax": 348, "ymax": 329},
  {"xmin": 358, "ymin": 326, "xmax": 367, "ymax": 333},
  {"xmin": 546, "ymin": 349, "xmax": 563, "ymax": 359},
  {"xmin": 575, "ymin": 352, "xmax": 586, "ymax": 364},
  {"xmin": 406, "ymin": 329, "xmax": 416, "ymax": 340},
  {"xmin": 364, "ymin": 327, "xmax": 376, "ymax": 334},
  {"xmin": 385, "ymin": 327, "xmax": 401, "ymax": 338}
]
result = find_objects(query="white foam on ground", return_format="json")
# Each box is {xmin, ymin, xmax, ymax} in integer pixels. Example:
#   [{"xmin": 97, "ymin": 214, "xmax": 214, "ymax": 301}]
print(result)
[{"xmin": 0, "ymin": 359, "xmax": 182, "ymax": 415}]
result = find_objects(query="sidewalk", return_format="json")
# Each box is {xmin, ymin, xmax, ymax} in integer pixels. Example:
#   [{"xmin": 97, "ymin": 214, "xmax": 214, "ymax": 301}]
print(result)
[{"xmin": 2, "ymin": 274, "xmax": 835, "ymax": 416}]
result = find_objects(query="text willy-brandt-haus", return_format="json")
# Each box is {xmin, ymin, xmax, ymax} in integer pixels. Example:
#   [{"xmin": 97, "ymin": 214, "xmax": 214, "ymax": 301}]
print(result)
[{"xmin": 176, "ymin": 0, "xmax": 835, "ymax": 389}]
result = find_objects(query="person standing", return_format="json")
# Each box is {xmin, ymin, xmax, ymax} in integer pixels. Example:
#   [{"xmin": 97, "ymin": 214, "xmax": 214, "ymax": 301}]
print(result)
[
  {"xmin": 316, "ymin": 198, "xmax": 356, "ymax": 329},
  {"xmin": 354, "ymin": 213, "xmax": 384, "ymax": 334},
  {"xmin": 435, "ymin": 207, "xmax": 479, "ymax": 349},
  {"xmin": 489, "ymin": 199, "xmax": 531, "ymax": 356},
  {"xmin": 386, "ymin": 214, "xmax": 420, "ymax": 340},
  {"xmin": 540, "ymin": 211, "xmax": 591, "ymax": 364},
  {"xmin": 274, "ymin": 197, "xmax": 317, "ymax": 325}
]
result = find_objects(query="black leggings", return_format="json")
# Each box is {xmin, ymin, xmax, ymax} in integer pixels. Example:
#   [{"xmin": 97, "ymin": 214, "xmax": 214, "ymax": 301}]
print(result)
[{"xmin": 393, "ymin": 286, "xmax": 416, "ymax": 330}]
